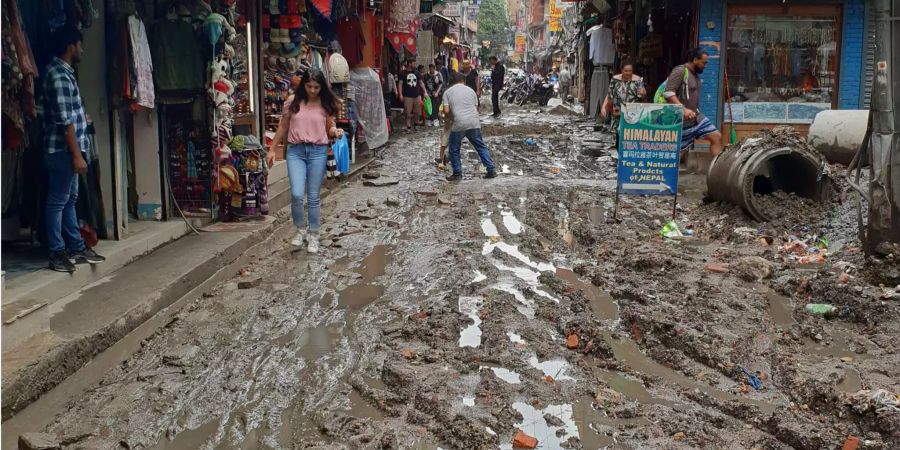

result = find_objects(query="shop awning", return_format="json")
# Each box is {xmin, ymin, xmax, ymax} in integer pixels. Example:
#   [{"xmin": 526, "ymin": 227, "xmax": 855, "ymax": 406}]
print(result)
[{"xmin": 423, "ymin": 13, "xmax": 455, "ymax": 26}]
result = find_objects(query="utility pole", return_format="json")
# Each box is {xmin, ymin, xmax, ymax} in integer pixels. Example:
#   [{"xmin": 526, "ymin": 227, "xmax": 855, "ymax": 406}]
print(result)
[{"xmin": 868, "ymin": 0, "xmax": 900, "ymax": 255}]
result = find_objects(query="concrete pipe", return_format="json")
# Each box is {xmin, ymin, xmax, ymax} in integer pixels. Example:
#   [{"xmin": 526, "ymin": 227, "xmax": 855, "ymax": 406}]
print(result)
[
  {"xmin": 707, "ymin": 136, "xmax": 834, "ymax": 222},
  {"xmin": 807, "ymin": 110, "xmax": 869, "ymax": 165}
]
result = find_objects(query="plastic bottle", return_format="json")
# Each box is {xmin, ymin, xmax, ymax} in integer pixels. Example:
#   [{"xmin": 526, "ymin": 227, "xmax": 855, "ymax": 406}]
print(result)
[{"xmin": 805, "ymin": 303, "xmax": 837, "ymax": 316}]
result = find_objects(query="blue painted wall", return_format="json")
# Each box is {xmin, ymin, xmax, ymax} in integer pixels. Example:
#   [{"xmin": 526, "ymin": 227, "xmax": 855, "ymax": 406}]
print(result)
[
  {"xmin": 694, "ymin": 0, "xmax": 867, "ymax": 127},
  {"xmin": 696, "ymin": 0, "xmax": 726, "ymax": 128},
  {"xmin": 838, "ymin": 0, "xmax": 866, "ymax": 109}
]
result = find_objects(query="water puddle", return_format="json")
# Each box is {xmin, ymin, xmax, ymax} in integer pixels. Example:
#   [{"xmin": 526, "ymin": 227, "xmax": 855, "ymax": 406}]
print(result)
[
  {"xmin": 556, "ymin": 203, "xmax": 571, "ymax": 241},
  {"xmin": 490, "ymin": 260, "xmax": 558, "ymax": 303},
  {"xmin": 501, "ymin": 209, "xmax": 524, "ymax": 235},
  {"xmin": 347, "ymin": 389, "xmax": 384, "ymax": 420},
  {"xmin": 482, "ymin": 242, "xmax": 555, "ymax": 273},
  {"xmin": 766, "ymin": 291, "xmax": 796, "ymax": 327},
  {"xmin": 555, "ymin": 268, "xmax": 617, "ymax": 321},
  {"xmin": 588, "ymin": 206, "xmax": 605, "ymax": 225},
  {"xmin": 358, "ymin": 245, "xmax": 391, "ymax": 281},
  {"xmin": 499, "ymin": 402, "xmax": 579, "ymax": 450},
  {"xmin": 481, "ymin": 218, "xmax": 500, "ymax": 238},
  {"xmin": 596, "ymin": 369, "xmax": 675, "ymax": 406},
  {"xmin": 492, "ymin": 282, "xmax": 536, "ymax": 317},
  {"xmin": 508, "ymin": 332, "xmax": 526, "ymax": 344},
  {"xmin": 338, "ymin": 283, "xmax": 385, "ymax": 310},
  {"xmin": 603, "ymin": 332, "xmax": 776, "ymax": 414},
  {"xmin": 480, "ymin": 366, "xmax": 522, "ymax": 384},
  {"xmin": 298, "ymin": 322, "xmax": 343, "ymax": 362},
  {"xmin": 573, "ymin": 396, "xmax": 615, "ymax": 448},
  {"xmin": 458, "ymin": 296, "xmax": 483, "ymax": 348},
  {"xmin": 472, "ymin": 270, "xmax": 487, "ymax": 283},
  {"xmin": 837, "ymin": 368, "xmax": 862, "ymax": 393},
  {"xmin": 528, "ymin": 355, "xmax": 575, "ymax": 381},
  {"xmin": 803, "ymin": 330, "xmax": 870, "ymax": 360},
  {"xmin": 149, "ymin": 420, "xmax": 217, "ymax": 450},
  {"xmin": 338, "ymin": 245, "xmax": 392, "ymax": 310}
]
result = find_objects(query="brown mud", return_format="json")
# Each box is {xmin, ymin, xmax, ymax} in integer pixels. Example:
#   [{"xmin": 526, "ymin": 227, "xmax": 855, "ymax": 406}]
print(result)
[{"xmin": 13, "ymin": 106, "xmax": 900, "ymax": 449}]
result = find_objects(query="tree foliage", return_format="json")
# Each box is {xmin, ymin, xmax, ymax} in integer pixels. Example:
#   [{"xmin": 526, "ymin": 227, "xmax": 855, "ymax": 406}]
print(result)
[{"xmin": 477, "ymin": 0, "xmax": 510, "ymax": 56}]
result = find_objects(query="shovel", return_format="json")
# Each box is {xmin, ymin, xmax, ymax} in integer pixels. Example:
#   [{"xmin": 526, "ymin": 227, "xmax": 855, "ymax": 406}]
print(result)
[{"xmin": 723, "ymin": 71, "xmax": 738, "ymax": 145}]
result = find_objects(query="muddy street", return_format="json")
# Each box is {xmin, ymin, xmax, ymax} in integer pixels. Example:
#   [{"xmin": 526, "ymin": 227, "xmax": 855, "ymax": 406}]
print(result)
[{"xmin": 13, "ymin": 108, "xmax": 900, "ymax": 449}]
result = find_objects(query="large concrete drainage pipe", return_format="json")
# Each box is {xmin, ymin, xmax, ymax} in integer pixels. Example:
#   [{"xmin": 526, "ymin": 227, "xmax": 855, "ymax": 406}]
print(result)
[
  {"xmin": 807, "ymin": 110, "xmax": 869, "ymax": 165},
  {"xmin": 707, "ymin": 129, "xmax": 834, "ymax": 222}
]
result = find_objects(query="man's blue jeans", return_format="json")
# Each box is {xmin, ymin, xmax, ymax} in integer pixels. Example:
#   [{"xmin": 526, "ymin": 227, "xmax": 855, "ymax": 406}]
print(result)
[
  {"xmin": 45, "ymin": 151, "xmax": 86, "ymax": 254},
  {"xmin": 448, "ymin": 128, "xmax": 495, "ymax": 175},
  {"xmin": 286, "ymin": 143, "xmax": 328, "ymax": 233}
]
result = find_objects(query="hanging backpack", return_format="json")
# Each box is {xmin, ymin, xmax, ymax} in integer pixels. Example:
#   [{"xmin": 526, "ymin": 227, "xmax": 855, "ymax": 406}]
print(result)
[{"xmin": 654, "ymin": 66, "xmax": 689, "ymax": 104}]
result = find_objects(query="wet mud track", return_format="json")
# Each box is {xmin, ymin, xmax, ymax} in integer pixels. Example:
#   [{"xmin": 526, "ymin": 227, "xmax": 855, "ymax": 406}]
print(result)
[{"xmin": 28, "ymin": 107, "xmax": 900, "ymax": 449}]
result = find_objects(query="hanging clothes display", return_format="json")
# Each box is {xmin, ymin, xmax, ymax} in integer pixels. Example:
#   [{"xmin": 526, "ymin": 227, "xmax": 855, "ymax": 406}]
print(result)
[
  {"xmin": 359, "ymin": 11, "xmax": 381, "ymax": 69},
  {"xmin": 127, "ymin": 15, "xmax": 155, "ymax": 109},
  {"xmin": 308, "ymin": 0, "xmax": 334, "ymax": 19},
  {"xmin": 149, "ymin": 18, "xmax": 204, "ymax": 91},
  {"xmin": 336, "ymin": 16, "xmax": 365, "ymax": 65},
  {"xmin": 387, "ymin": 0, "xmax": 419, "ymax": 33},
  {"xmin": 586, "ymin": 25, "xmax": 614, "ymax": 66},
  {"xmin": 349, "ymin": 68, "xmax": 388, "ymax": 149}
]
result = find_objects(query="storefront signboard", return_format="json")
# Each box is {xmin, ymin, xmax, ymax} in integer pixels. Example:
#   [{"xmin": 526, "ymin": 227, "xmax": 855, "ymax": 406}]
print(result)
[
  {"xmin": 515, "ymin": 34, "xmax": 526, "ymax": 52},
  {"xmin": 548, "ymin": 18, "xmax": 560, "ymax": 32},
  {"xmin": 441, "ymin": 3, "xmax": 462, "ymax": 17},
  {"xmin": 615, "ymin": 103, "xmax": 683, "ymax": 215}
]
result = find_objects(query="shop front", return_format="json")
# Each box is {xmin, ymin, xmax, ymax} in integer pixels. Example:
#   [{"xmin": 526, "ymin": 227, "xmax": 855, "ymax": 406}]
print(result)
[
  {"xmin": 696, "ymin": 0, "xmax": 870, "ymax": 140},
  {"xmin": 1, "ymin": 0, "xmax": 266, "ymax": 277}
]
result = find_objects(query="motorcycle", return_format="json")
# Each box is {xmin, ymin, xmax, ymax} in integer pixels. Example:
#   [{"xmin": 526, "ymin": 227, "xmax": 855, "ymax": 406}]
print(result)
[
  {"xmin": 500, "ymin": 71, "xmax": 527, "ymax": 102},
  {"xmin": 509, "ymin": 74, "xmax": 554, "ymax": 106}
]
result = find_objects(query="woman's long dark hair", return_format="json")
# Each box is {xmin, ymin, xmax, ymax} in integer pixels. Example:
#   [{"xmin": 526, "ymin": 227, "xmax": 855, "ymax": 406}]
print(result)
[{"xmin": 290, "ymin": 68, "xmax": 338, "ymax": 116}]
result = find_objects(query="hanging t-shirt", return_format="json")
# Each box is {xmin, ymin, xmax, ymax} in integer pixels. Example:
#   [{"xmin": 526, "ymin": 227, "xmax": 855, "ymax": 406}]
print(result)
[
  {"xmin": 336, "ymin": 16, "xmax": 365, "ymax": 65},
  {"xmin": 400, "ymin": 70, "xmax": 420, "ymax": 98},
  {"xmin": 149, "ymin": 20, "xmax": 204, "ymax": 91},
  {"xmin": 586, "ymin": 25, "xmax": 614, "ymax": 66},
  {"xmin": 128, "ymin": 15, "xmax": 155, "ymax": 108}
]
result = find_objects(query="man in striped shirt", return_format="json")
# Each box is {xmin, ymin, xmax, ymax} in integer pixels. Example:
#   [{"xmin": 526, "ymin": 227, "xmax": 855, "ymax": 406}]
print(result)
[{"xmin": 43, "ymin": 26, "xmax": 105, "ymax": 272}]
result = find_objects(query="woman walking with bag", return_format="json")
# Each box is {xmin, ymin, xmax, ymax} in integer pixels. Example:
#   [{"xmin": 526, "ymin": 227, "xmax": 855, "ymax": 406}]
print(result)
[
  {"xmin": 267, "ymin": 68, "xmax": 343, "ymax": 254},
  {"xmin": 600, "ymin": 61, "xmax": 646, "ymax": 133}
]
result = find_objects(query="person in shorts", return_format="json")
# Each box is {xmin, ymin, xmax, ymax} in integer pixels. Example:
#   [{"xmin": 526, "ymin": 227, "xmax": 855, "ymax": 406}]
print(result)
[{"xmin": 663, "ymin": 47, "xmax": 723, "ymax": 157}]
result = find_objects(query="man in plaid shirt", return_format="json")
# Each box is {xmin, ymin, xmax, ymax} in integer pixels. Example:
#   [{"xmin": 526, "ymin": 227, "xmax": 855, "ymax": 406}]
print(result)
[{"xmin": 44, "ymin": 26, "xmax": 105, "ymax": 272}]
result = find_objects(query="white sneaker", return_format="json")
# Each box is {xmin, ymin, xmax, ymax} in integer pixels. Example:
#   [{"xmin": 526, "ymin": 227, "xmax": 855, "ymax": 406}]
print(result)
[
  {"xmin": 290, "ymin": 229, "xmax": 306, "ymax": 247},
  {"xmin": 307, "ymin": 236, "xmax": 320, "ymax": 254},
  {"xmin": 433, "ymin": 120, "xmax": 439, "ymax": 127}
]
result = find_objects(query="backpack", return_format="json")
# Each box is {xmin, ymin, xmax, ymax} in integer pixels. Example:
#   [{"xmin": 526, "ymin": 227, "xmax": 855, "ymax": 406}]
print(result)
[{"xmin": 654, "ymin": 66, "xmax": 689, "ymax": 104}]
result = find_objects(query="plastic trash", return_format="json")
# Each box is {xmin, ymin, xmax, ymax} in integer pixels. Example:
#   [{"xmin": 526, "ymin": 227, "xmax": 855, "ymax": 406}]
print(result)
[
  {"xmin": 741, "ymin": 367, "xmax": 762, "ymax": 390},
  {"xmin": 660, "ymin": 221, "xmax": 683, "ymax": 238},
  {"xmin": 525, "ymin": 137, "xmax": 536, "ymax": 146},
  {"xmin": 805, "ymin": 303, "xmax": 837, "ymax": 316}
]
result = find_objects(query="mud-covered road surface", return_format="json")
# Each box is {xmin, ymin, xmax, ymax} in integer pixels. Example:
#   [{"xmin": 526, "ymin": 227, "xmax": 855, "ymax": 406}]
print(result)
[{"xmin": 15, "ymin": 106, "xmax": 900, "ymax": 449}]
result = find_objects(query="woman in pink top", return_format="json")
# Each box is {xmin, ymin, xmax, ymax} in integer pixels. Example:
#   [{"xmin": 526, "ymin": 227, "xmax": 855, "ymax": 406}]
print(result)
[{"xmin": 267, "ymin": 69, "xmax": 343, "ymax": 254}]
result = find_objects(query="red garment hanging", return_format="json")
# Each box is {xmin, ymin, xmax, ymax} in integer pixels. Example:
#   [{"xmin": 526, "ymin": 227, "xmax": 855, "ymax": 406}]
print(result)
[{"xmin": 309, "ymin": 0, "xmax": 333, "ymax": 19}]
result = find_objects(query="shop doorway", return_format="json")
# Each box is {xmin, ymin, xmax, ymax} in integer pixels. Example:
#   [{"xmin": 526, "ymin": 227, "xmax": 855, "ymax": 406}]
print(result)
[{"xmin": 635, "ymin": 0, "xmax": 698, "ymax": 92}]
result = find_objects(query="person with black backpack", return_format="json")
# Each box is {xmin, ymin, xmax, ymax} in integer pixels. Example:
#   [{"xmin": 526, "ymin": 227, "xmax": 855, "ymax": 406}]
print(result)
[{"xmin": 659, "ymin": 48, "xmax": 724, "ymax": 158}]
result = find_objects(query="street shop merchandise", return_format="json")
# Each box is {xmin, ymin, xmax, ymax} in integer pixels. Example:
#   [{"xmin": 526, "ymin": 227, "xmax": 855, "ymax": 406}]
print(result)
[
  {"xmin": 217, "ymin": 134, "xmax": 269, "ymax": 221},
  {"xmin": 725, "ymin": 14, "xmax": 838, "ymax": 105},
  {"xmin": 168, "ymin": 120, "xmax": 212, "ymax": 215}
]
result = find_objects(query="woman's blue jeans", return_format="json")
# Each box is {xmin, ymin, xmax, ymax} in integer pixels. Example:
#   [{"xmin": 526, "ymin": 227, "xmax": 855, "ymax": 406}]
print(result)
[{"xmin": 286, "ymin": 143, "xmax": 328, "ymax": 233}]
